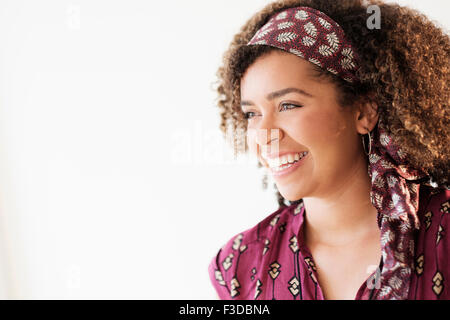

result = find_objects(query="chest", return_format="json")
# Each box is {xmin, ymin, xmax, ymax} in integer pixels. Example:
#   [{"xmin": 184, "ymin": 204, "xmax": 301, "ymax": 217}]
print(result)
[{"xmin": 308, "ymin": 238, "xmax": 382, "ymax": 300}]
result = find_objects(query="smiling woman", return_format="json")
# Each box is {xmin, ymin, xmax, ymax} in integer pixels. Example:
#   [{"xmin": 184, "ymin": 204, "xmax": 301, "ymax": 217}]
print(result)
[{"xmin": 209, "ymin": 0, "xmax": 449, "ymax": 300}]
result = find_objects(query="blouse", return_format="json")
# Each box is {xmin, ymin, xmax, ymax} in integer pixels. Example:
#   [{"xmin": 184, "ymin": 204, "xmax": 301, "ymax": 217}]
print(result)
[{"xmin": 208, "ymin": 185, "xmax": 450, "ymax": 300}]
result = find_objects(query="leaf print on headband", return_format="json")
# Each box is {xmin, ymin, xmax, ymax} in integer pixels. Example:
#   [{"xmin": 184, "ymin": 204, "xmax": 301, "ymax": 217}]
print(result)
[
  {"xmin": 304, "ymin": 22, "xmax": 317, "ymax": 37},
  {"xmin": 277, "ymin": 32, "xmax": 298, "ymax": 43}
]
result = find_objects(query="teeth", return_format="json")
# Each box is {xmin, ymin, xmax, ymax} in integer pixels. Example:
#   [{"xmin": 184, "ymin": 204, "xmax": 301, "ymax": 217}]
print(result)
[
  {"xmin": 265, "ymin": 152, "xmax": 308, "ymax": 170},
  {"xmin": 274, "ymin": 163, "xmax": 293, "ymax": 172},
  {"xmin": 287, "ymin": 154, "xmax": 294, "ymax": 163}
]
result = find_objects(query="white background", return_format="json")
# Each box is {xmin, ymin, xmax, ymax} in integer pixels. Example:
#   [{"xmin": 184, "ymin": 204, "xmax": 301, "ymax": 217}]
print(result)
[{"xmin": 0, "ymin": 0, "xmax": 448, "ymax": 299}]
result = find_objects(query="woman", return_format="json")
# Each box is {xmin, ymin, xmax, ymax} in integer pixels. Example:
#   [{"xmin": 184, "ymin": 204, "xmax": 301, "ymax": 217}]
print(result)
[{"xmin": 209, "ymin": 0, "xmax": 449, "ymax": 300}]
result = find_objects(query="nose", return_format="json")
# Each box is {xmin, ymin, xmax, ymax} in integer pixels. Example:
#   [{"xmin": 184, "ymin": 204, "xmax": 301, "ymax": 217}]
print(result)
[
  {"xmin": 254, "ymin": 111, "xmax": 283, "ymax": 146},
  {"xmin": 246, "ymin": 114, "xmax": 284, "ymax": 157},
  {"xmin": 254, "ymin": 120, "xmax": 284, "ymax": 156},
  {"xmin": 255, "ymin": 128, "xmax": 282, "ymax": 146}
]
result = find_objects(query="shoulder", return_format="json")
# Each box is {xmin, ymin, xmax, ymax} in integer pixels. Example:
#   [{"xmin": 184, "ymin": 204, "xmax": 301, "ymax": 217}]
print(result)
[
  {"xmin": 418, "ymin": 185, "xmax": 449, "ymax": 219},
  {"xmin": 412, "ymin": 186, "xmax": 450, "ymax": 298},
  {"xmin": 208, "ymin": 202, "xmax": 302, "ymax": 299},
  {"xmin": 416, "ymin": 185, "xmax": 450, "ymax": 244},
  {"xmin": 215, "ymin": 201, "xmax": 301, "ymax": 252}
]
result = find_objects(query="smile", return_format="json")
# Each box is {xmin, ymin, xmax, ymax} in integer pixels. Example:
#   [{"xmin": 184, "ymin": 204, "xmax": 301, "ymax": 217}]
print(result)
[{"xmin": 262, "ymin": 151, "xmax": 309, "ymax": 176}]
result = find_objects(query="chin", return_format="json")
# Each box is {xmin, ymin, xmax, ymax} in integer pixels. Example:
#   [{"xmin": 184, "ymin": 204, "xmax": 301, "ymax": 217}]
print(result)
[{"xmin": 275, "ymin": 184, "xmax": 305, "ymax": 202}]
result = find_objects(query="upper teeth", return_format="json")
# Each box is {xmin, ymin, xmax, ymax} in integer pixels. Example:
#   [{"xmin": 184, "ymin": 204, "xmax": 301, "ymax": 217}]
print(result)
[{"xmin": 264, "ymin": 152, "xmax": 308, "ymax": 169}]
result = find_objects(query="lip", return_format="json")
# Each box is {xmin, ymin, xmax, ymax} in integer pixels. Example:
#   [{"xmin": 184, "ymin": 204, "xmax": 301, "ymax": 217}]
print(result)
[
  {"xmin": 261, "ymin": 150, "xmax": 308, "ymax": 160},
  {"xmin": 269, "ymin": 152, "xmax": 309, "ymax": 177}
]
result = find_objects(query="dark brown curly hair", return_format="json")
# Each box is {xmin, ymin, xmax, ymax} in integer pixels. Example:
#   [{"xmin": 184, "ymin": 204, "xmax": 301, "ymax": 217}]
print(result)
[{"xmin": 214, "ymin": 0, "xmax": 449, "ymax": 208}]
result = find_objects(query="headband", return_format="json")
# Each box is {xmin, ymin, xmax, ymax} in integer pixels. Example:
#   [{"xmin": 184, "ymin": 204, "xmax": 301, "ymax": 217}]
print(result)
[
  {"xmin": 247, "ymin": 6, "xmax": 360, "ymax": 83},
  {"xmin": 246, "ymin": 6, "xmax": 441, "ymax": 300}
]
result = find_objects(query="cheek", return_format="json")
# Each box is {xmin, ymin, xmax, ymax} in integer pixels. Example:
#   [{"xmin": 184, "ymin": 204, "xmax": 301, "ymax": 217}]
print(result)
[
  {"xmin": 289, "ymin": 110, "xmax": 348, "ymax": 146},
  {"xmin": 282, "ymin": 112, "xmax": 325, "ymax": 146}
]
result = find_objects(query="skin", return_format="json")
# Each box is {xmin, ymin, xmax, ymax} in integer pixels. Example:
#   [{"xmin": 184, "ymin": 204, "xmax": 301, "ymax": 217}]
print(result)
[{"xmin": 240, "ymin": 50, "xmax": 381, "ymax": 299}]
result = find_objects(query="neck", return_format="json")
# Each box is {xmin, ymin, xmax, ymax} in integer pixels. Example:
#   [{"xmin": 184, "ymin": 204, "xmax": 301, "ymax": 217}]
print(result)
[{"xmin": 302, "ymin": 156, "xmax": 380, "ymax": 248}]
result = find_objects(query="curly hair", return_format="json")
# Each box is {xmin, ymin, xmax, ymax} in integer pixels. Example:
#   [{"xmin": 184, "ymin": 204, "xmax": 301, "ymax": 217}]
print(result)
[{"xmin": 214, "ymin": 0, "xmax": 450, "ymax": 208}]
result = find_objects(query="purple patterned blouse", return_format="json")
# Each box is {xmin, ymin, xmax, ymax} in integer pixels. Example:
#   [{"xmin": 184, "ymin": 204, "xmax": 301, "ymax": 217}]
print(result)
[{"xmin": 209, "ymin": 185, "xmax": 450, "ymax": 300}]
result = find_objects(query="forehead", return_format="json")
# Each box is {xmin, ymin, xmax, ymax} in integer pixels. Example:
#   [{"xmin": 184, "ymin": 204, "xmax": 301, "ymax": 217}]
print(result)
[{"xmin": 240, "ymin": 50, "xmax": 326, "ymax": 98}]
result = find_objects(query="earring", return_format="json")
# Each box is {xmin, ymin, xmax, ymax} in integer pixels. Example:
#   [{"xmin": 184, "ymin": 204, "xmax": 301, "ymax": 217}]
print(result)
[{"xmin": 362, "ymin": 130, "xmax": 372, "ymax": 155}]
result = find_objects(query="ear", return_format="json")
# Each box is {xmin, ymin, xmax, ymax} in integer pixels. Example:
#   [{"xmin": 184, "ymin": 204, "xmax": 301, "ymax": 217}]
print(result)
[{"xmin": 355, "ymin": 99, "xmax": 379, "ymax": 134}]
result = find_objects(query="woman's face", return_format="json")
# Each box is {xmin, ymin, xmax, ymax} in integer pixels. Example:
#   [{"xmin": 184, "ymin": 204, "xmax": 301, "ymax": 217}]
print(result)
[{"xmin": 240, "ymin": 50, "xmax": 364, "ymax": 201}]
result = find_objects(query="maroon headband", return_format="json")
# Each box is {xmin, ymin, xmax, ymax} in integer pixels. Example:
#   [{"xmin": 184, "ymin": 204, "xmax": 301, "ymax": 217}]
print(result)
[{"xmin": 247, "ymin": 6, "xmax": 360, "ymax": 83}]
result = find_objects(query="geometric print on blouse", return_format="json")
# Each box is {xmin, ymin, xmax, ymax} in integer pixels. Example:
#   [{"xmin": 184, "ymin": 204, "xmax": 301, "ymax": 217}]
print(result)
[{"xmin": 209, "ymin": 185, "xmax": 450, "ymax": 300}]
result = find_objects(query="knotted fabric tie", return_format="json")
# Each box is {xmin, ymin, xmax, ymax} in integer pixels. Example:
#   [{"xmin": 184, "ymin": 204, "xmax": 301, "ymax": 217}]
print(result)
[{"xmin": 368, "ymin": 120, "xmax": 428, "ymax": 299}]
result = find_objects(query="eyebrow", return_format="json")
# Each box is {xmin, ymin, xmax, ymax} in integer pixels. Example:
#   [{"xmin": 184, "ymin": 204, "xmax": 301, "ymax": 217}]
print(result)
[{"xmin": 241, "ymin": 87, "xmax": 313, "ymax": 107}]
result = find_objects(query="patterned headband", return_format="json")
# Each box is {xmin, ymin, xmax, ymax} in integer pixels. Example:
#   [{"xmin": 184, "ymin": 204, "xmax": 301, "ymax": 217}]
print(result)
[{"xmin": 247, "ymin": 6, "xmax": 360, "ymax": 83}]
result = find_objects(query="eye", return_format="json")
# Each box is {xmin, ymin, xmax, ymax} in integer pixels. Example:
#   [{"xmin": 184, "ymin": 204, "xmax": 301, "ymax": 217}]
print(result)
[
  {"xmin": 244, "ymin": 111, "xmax": 258, "ymax": 120},
  {"xmin": 243, "ymin": 103, "xmax": 302, "ymax": 120},
  {"xmin": 280, "ymin": 103, "xmax": 302, "ymax": 111}
]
